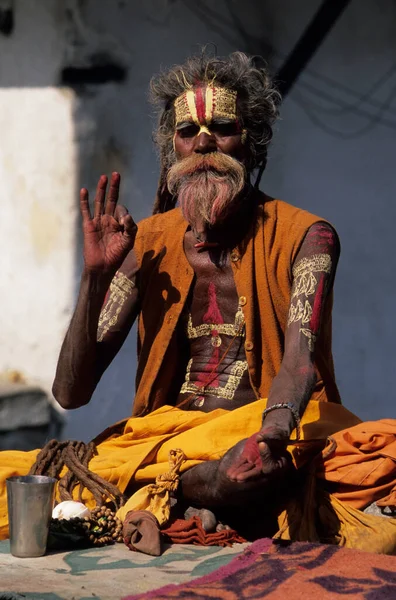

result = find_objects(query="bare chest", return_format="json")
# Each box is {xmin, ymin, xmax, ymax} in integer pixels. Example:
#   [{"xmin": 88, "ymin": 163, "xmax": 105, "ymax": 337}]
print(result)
[
  {"xmin": 184, "ymin": 235, "xmax": 240, "ymax": 322},
  {"xmin": 176, "ymin": 231, "xmax": 255, "ymax": 412}
]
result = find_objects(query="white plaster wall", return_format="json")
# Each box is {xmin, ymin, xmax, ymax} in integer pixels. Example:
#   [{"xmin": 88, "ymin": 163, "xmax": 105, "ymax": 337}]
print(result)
[{"xmin": 0, "ymin": 1, "xmax": 77, "ymax": 396}]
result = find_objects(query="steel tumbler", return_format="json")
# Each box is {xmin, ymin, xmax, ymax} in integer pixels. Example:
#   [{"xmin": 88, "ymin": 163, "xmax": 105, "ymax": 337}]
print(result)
[{"xmin": 6, "ymin": 475, "xmax": 56, "ymax": 557}]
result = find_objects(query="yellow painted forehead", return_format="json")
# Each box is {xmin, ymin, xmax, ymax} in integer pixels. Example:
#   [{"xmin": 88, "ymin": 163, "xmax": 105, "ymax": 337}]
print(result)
[{"xmin": 174, "ymin": 86, "xmax": 238, "ymax": 126}]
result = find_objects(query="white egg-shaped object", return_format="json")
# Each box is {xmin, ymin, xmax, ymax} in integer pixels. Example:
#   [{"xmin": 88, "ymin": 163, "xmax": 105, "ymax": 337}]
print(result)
[{"xmin": 52, "ymin": 500, "xmax": 90, "ymax": 520}]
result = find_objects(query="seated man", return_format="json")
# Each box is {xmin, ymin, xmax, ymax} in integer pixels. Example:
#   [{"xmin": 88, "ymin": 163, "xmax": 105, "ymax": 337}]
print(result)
[
  {"xmin": 53, "ymin": 51, "xmax": 340, "ymax": 515},
  {"xmin": 0, "ymin": 52, "xmax": 395, "ymax": 552}
]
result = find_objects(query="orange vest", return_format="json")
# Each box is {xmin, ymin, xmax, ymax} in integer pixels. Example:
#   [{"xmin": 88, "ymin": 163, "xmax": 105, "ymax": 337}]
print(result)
[{"xmin": 132, "ymin": 195, "xmax": 341, "ymax": 416}]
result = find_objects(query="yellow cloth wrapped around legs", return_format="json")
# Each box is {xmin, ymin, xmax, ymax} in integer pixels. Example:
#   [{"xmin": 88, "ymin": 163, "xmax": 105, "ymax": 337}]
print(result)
[{"xmin": 0, "ymin": 399, "xmax": 360, "ymax": 541}]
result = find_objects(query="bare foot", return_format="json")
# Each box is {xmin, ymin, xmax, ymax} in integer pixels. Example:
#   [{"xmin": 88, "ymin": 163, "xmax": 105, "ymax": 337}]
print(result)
[
  {"xmin": 225, "ymin": 435, "xmax": 262, "ymax": 482},
  {"xmin": 226, "ymin": 431, "xmax": 291, "ymax": 482}
]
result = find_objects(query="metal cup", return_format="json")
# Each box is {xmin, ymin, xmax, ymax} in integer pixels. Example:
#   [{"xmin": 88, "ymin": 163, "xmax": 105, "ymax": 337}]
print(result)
[{"xmin": 6, "ymin": 475, "xmax": 57, "ymax": 558}]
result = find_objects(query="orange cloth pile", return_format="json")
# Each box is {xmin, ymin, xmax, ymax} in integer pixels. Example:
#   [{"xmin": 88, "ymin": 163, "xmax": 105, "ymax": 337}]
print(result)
[
  {"xmin": 162, "ymin": 516, "xmax": 246, "ymax": 547},
  {"xmin": 276, "ymin": 419, "xmax": 396, "ymax": 554},
  {"xmin": 317, "ymin": 419, "xmax": 396, "ymax": 509}
]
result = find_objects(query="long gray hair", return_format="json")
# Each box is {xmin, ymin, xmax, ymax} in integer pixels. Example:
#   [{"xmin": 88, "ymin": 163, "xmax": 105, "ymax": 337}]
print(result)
[{"xmin": 150, "ymin": 51, "xmax": 280, "ymax": 214}]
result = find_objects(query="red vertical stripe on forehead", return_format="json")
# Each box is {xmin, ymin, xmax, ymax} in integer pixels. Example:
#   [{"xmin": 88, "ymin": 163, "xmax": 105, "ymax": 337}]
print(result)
[{"xmin": 195, "ymin": 86, "xmax": 206, "ymax": 123}]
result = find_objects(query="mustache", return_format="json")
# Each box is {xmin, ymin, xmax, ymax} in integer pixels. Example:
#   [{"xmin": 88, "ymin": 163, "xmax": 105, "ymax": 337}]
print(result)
[
  {"xmin": 166, "ymin": 152, "xmax": 246, "ymax": 227},
  {"xmin": 167, "ymin": 152, "xmax": 246, "ymax": 194}
]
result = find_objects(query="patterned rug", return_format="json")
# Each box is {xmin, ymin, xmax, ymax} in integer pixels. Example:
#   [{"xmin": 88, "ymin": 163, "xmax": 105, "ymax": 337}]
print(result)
[
  {"xmin": 124, "ymin": 539, "xmax": 396, "ymax": 599},
  {"xmin": 0, "ymin": 540, "xmax": 249, "ymax": 599}
]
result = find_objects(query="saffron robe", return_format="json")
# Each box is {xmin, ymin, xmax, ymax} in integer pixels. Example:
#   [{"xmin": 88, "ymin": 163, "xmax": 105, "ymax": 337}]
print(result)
[{"xmin": 132, "ymin": 195, "xmax": 340, "ymax": 417}]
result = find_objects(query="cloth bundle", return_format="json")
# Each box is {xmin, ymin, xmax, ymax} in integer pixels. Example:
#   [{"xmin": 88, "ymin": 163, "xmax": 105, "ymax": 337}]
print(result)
[{"xmin": 123, "ymin": 510, "xmax": 246, "ymax": 556}]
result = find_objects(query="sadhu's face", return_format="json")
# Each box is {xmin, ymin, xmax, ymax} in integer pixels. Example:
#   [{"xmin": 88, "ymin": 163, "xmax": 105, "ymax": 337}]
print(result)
[{"xmin": 173, "ymin": 85, "xmax": 246, "ymax": 162}]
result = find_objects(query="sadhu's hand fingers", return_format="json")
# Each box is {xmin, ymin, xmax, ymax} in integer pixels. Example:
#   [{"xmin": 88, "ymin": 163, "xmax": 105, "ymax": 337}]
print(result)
[
  {"xmin": 114, "ymin": 204, "xmax": 129, "ymax": 221},
  {"xmin": 257, "ymin": 427, "xmax": 289, "ymax": 451},
  {"xmin": 80, "ymin": 188, "xmax": 92, "ymax": 222},
  {"xmin": 105, "ymin": 172, "xmax": 121, "ymax": 216},
  {"xmin": 94, "ymin": 175, "xmax": 108, "ymax": 218},
  {"xmin": 258, "ymin": 442, "xmax": 288, "ymax": 475},
  {"xmin": 121, "ymin": 214, "xmax": 137, "ymax": 239},
  {"xmin": 258, "ymin": 441, "xmax": 273, "ymax": 459}
]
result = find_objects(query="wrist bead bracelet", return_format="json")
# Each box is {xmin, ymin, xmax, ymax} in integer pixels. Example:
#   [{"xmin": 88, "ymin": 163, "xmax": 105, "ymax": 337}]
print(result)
[{"xmin": 261, "ymin": 402, "xmax": 301, "ymax": 441}]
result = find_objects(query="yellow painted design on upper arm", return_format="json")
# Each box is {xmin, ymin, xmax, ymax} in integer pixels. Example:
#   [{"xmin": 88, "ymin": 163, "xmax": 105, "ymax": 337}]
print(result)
[
  {"xmin": 97, "ymin": 272, "xmax": 135, "ymax": 342},
  {"xmin": 291, "ymin": 254, "xmax": 332, "ymax": 300},
  {"xmin": 287, "ymin": 253, "xmax": 332, "ymax": 351}
]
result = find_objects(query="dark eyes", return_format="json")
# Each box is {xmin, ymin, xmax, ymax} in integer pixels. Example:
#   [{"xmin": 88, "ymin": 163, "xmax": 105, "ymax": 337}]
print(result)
[
  {"xmin": 178, "ymin": 124, "xmax": 199, "ymax": 138},
  {"xmin": 211, "ymin": 122, "xmax": 239, "ymax": 136},
  {"xmin": 177, "ymin": 122, "xmax": 240, "ymax": 138}
]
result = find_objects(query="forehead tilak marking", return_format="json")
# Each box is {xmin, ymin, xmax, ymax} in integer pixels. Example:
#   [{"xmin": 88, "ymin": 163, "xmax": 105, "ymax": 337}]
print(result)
[
  {"xmin": 175, "ymin": 88, "xmax": 211, "ymax": 136},
  {"xmin": 174, "ymin": 92, "xmax": 192, "ymax": 125},
  {"xmin": 212, "ymin": 87, "xmax": 237, "ymax": 121},
  {"xmin": 174, "ymin": 86, "xmax": 238, "ymax": 126},
  {"xmin": 194, "ymin": 86, "xmax": 206, "ymax": 124},
  {"xmin": 205, "ymin": 87, "xmax": 214, "ymax": 123}
]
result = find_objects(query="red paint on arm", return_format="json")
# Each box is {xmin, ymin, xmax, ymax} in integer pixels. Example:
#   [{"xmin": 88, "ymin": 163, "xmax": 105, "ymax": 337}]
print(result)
[
  {"xmin": 309, "ymin": 274, "xmax": 326, "ymax": 334},
  {"xmin": 305, "ymin": 224, "xmax": 336, "ymax": 252}
]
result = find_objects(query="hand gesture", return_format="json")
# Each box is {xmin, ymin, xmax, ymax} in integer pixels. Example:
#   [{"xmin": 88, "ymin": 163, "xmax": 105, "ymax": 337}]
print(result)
[{"xmin": 80, "ymin": 172, "xmax": 137, "ymax": 276}]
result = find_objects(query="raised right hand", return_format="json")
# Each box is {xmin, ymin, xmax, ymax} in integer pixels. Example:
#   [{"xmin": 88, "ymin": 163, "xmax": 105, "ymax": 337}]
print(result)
[{"xmin": 80, "ymin": 172, "xmax": 137, "ymax": 276}]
